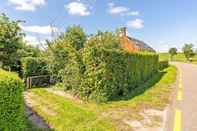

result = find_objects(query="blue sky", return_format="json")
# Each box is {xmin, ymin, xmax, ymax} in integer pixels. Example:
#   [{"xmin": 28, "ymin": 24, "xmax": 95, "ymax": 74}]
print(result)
[{"xmin": 0, "ymin": 0, "xmax": 197, "ymax": 52}]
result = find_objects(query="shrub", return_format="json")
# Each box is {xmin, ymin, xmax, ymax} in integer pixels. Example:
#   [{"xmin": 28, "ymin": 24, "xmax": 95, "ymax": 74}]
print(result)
[
  {"xmin": 80, "ymin": 47, "xmax": 158, "ymax": 102},
  {"xmin": 0, "ymin": 14, "xmax": 24, "ymax": 72},
  {"xmin": 22, "ymin": 57, "xmax": 49, "ymax": 78},
  {"xmin": 63, "ymin": 25, "xmax": 87, "ymax": 50},
  {"xmin": 46, "ymin": 25, "xmax": 86, "ymax": 82},
  {"xmin": 60, "ymin": 47, "xmax": 84, "ymax": 91},
  {"xmin": 46, "ymin": 43, "xmax": 70, "ymax": 82},
  {"xmin": 0, "ymin": 69, "xmax": 26, "ymax": 130},
  {"xmin": 159, "ymin": 60, "xmax": 169, "ymax": 70},
  {"xmin": 86, "ymin": 31, "xmax": 121, "ymax": 50}
]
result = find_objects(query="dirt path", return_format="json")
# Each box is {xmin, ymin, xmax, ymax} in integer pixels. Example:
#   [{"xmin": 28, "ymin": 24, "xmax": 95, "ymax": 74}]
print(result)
[
  {"xmin": 24, "ymin": 92, "xmax": 51, "ymax": 129},
  {"xmin": 166, "ymin": 62, "xmax": 197, "ymax": 131}
]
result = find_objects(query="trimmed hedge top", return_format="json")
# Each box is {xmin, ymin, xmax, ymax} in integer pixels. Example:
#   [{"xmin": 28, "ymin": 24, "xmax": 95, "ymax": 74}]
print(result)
[
  {"xmin": 0, "ymin": 69, "xmax": 26, "ymax": 130},
  {"xmin": 0, "ymin": 69, "xmax": 22, "ymax": 81}
]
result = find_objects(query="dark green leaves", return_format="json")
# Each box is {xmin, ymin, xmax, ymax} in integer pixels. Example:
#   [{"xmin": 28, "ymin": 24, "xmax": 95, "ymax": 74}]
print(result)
[{"xmin": 81, "ymin": 47, "xmax": 159, "ymax": 102}]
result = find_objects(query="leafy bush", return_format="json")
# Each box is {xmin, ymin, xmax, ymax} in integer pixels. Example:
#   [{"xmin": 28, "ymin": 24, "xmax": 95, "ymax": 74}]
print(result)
[
  {"xmin": 159, "ymin": 60, "xmax": 169, "ymax": 70},
  {"xmin": 63, "ymin": 25, "xmax": 87, "ymax": 50},
  {"xmin": 46, "ymin": 42, "xmax": 70, "ymax": 81},
  {"xmin": 46, "ymin": 42, "xmax": 84, "ymax": 89},
  {"xmin": 182, "ymin": 43, "xmax": 195, "ymax": 61},
  {"xmin": 59, "ymin": 47, "xmax": 84, "ymax": 91},
  {"xmin": 80, "ymin": 47, "xmax": 158, "ymax": 102},
  {"xmin": 22, "ymin": 57, "xmax": 49, "ymax": 78},
  {"xmin": 86, "ymin": 31, "xmax": 121, "ymax": 50},
  {"xmin": 0, "ymin": 69, "xmax": 26, "ymax": 130},
  {"xmin": 0, "ymin": 14, "xmax": 24, "ymax": 72},
  {"xmin": 45, "ymin": 25, "xmax": 86, "ymax": 83}
]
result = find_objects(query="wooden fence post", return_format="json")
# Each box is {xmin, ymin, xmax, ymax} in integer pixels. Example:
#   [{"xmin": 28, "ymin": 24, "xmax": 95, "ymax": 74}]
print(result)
[
  {"xmin": 29, "ymin": 77, "xmax": 32, "ymax": 89},
  {"xmin": 26, "ymin": 77, "xmax": 29, "ymax": 89}
]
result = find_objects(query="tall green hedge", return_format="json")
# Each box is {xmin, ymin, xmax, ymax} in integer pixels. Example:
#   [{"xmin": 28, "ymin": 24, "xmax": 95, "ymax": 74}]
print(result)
[
  {"xmin": 80, "ymin": 47, "xmax": 159, "ymax": 102},
  {"xmin": 22, "ymin": 57, "xmax": 49, "ymax": 78},
  {"xmin": 0, "ymin": 69, "xmax": 26, "ymax": 130},
  {"xmin": 159, "ymin": 60, "xmax": 169, "ymax": 70}
]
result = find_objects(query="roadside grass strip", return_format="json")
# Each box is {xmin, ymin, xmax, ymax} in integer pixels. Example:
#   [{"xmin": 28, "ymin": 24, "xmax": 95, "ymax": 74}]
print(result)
[
  {"xmin": 26, "ymin": 66, "xmax": 177, "ymax": 130},
  {"xmin": 26, "ymin": 89, "xmax": 116, "ymax": 131},
  {"xmin": 173, "ymin": 109, "xmax": 182, "ymax": 131},
  {"xmin": 159, "ymin": 53, "xmax": 197, "ymax": 65}
]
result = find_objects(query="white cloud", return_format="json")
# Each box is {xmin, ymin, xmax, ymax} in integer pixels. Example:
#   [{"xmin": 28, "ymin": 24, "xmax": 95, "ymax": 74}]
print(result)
[
  {"xmin": 8, "ymin": 0, "xmax": 46, "ymax": 11},
  {"xmin": 24, "ymin": 35, "xmax": 43, "ymax": 46},
  {"xmin": 65, "ymin": 2, "xmax": 90, "ymax": 16},
  {"xmin": 126, "ymin": 19, "xmax": 144, "ymax": 29},
  {"xmin": 108, "ymin": 2, "xmax": 139, "ymax": 16},
  {"xmin": 20, "ymin": 25, "xmax": 58, "ymax": 35},
  {"xmin": 108, "ymin": 2, "xmax": 129, "ymax": 15}
]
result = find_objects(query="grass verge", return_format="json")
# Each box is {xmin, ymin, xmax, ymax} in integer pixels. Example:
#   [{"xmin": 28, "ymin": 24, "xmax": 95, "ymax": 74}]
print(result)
[
  {"xmin": 26, "ymin": 66, "xmax": 177, "ymax": 131},
  {"xmin": 26, "ymin": 120, "xmax": 48, "ymax": 131},
  {"xmin": 159, "ymin": 53, "xmax": 197, "ymax": 64}
]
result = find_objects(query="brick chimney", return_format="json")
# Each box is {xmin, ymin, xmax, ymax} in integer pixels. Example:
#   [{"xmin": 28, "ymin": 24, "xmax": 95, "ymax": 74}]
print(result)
[{"xmin": 122, "ymin": 27, "xmax": 127, "ymax": 36}]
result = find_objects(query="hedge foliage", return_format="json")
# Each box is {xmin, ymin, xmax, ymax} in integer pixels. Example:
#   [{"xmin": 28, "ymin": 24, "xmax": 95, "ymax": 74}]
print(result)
[
  {"xmin": 0, "ymin": 69, "xmax": 26, "ymax": 130},
  {"xmin": 59, "ymin": 46, "xmax": 84, "ymax": 91},
  {"xmin": 46, "ymin": 41, "xmax": 84, "ymax": 89},
  {"xmin": 159, "ymin": 60, "xmax": 169, "ymax": 70},
  {"xmin": 80, "ymin": 47, "xmax": 159, "ymax": 102},
  {"xmin": 45, "ymin": 30, "xmax": 159, "ymax": 102},
  {"xmin": 22, "ymin": 57, "xmax": 49, "ymax": 78}
]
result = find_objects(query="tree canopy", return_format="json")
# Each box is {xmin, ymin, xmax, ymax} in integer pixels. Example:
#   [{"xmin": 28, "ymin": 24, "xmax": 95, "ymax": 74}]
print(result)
[
  {"xmin": 85, "ymin": 31, "xmax": 121, "ymax": 50},
  {"xmin": 0, "ymin": 13, "xmax": 24, "ymax": 71},
  {"xmin": 61, "ymin": 25, "xmax": 87, "ymax": 50},
  {"xmin": 45, "ymin": 25, "xmax": 86, "ymax": 82},
  {"xmin": 0, "ymin": 14, "xmax": 41, "ymax": 74},
  {"xmin": 168, "ymin": 47, "xmax": 177, "ymax": 60},
  {"xmin": 182, "ymin": 44, "xmax": 195, "ymax": 61}
]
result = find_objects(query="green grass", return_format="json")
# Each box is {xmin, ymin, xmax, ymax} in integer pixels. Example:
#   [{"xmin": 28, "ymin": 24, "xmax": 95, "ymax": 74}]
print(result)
[
  {"xmin": 159, "ymin": 53, "xmax": 197, "ymax": 64},
  {"xmin": 100, "ymin": 65, "xmax": 177, "ymax": 112},
  {"xmin": 27, "ymin": 90, "xmax": 115, "ymax": 131},
  {"xmin": 27, "ymin": 66, "xmax": 177, "ymax": 131},
  {"xmin": 26, "ymin": 120, "xmax": 48, "ymax": 131}
]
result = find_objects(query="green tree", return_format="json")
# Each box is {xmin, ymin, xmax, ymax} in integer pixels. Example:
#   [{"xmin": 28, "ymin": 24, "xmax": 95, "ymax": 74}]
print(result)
[
  {"xmin": 182, "ymin": 44, "xmax": 195, "ymax": 61},
  {"xmin": 61, "ymin": 25, "xmax": 87, "ymax": 50},
  {"xmin": 168, "ymin": 47, "xmax": 177, "ymax": 60},
  {"xmin": 18, "ymin": 44, "xmax": 41, "ymax": 58},
  {"xmin": 45, "ymin": 25, "xmax": 86, "ymax": 83},
  {"xmin": 45, "ymin": 40, "xmax": 71, "ymax": 81},
  {"xmin": 0, "ymin": 13, "xmax": 24, "ymax": 71},
  {"xmin": 85, "ymin": 31, "xmax": 121, "ymax": 49}
]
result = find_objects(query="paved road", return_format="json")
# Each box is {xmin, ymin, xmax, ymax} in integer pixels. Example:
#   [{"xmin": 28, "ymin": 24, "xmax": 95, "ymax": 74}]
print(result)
[{"xmin": 167, "ymin": 62, "xmax": 197, "ymax": 131}]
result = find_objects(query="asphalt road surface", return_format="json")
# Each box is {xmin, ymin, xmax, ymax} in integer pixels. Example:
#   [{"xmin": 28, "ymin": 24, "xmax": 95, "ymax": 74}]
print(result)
[{"xmin": 166, "ymin": 62, "xmax": 197, "ymax": 131}]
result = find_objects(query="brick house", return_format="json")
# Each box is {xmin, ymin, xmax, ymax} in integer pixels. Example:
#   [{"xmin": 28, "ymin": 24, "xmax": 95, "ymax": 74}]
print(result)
[{"xmin": 119, "ymin": 27, "xmax": 155, "ymax": 52}]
